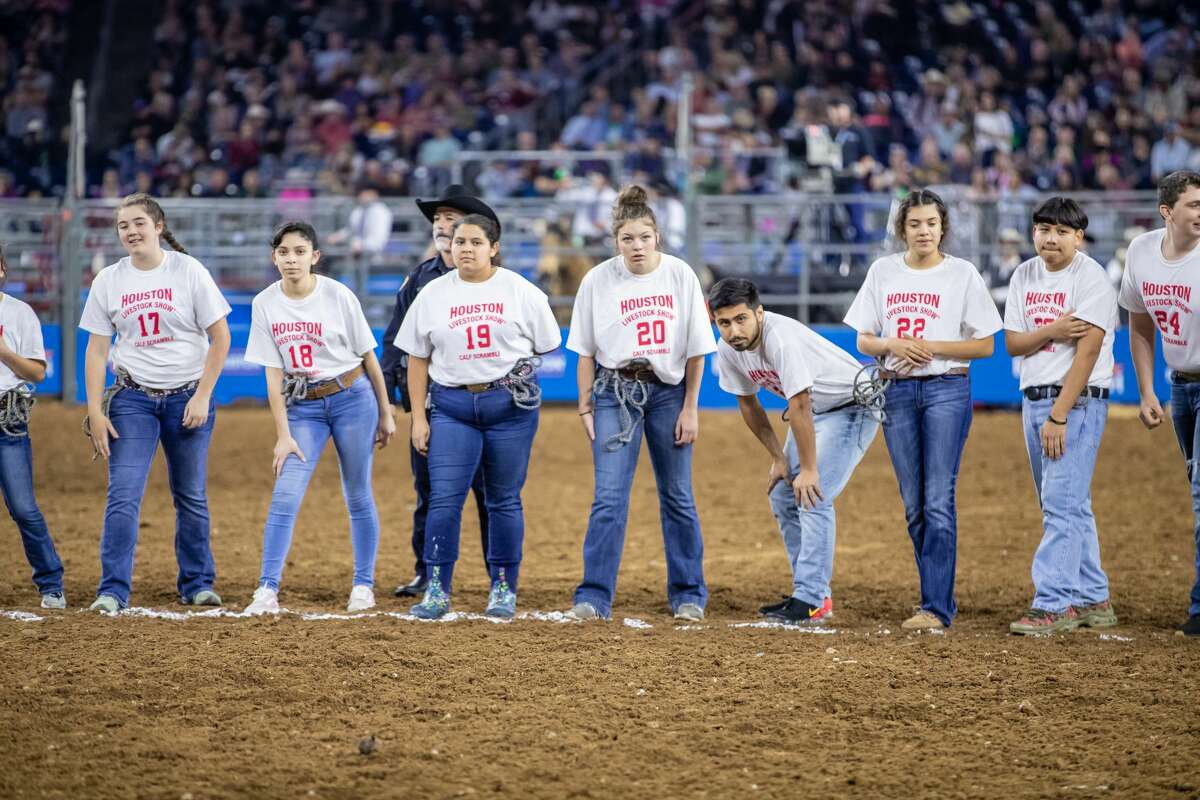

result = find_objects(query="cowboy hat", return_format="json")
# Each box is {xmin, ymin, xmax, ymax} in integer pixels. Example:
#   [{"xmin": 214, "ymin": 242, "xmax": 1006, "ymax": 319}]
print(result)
[{"xmin": 415, "ymin": 184, "xmax": 500, "ymax": 232}]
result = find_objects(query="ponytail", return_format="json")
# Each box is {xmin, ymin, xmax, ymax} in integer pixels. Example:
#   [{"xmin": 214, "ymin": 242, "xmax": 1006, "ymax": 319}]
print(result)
[
  {"xmin": 161, "ymin": 229, "xmax": 189, "ymax": 255},
  {"xmin": 116, "ymin": 193, "xmax": 188, "ymax": 254},
  {"xmin": 611, "ymin": 184, "xmax": 658, "ymax": 240}
]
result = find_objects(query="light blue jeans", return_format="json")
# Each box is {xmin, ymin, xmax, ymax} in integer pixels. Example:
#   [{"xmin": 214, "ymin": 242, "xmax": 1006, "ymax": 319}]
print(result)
[
  {"xmin": 1021, "ymin": 395, "xmax": 1110, "ymax": 612},
  {"xmin": 768, "ymin": 405, "xmax": 879, "ymax": 607},
  {"xmin": 258, "ymin": 376, "xmax": 380, "ymax": 591}
]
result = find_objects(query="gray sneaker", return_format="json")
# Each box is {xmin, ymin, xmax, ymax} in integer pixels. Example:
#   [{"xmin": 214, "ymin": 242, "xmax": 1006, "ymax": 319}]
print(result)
[
  {"xmin": 673, "ymin": 603, "xmax": 704, "ymax": 622},
  {"xmin": 1073, "ymin": 600, "xmax": 1117, "ymax": 628},
  {"xmin": 565, "ymin": 601, "xmax": 602, "ymax": 621},
  {"xmin": 40, "ymin": 591, "xmax": 66, "ymax": 610},
  {"xmin": 89, "ymin": 594, "xmax": 120, "ymax": 613},
  {"xmin": 183, "ymin": 589, "xmax": 223, "ymax": 607}
]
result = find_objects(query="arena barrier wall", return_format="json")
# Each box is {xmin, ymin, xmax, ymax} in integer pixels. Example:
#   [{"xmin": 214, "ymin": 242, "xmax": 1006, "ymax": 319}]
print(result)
[{"xmin": 58, "ymin": 324, "xmax": 1170, "ymax": 409}]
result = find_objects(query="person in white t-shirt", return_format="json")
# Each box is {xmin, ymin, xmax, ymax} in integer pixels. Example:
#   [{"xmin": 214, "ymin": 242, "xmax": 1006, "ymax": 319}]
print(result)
[
  {"xmin": 79, "ymin": 194, "xmax": 232, "ymax": 613},
  {"xmin": 396, "ymin": 214, "xmax": 561, "ymax": 620},
  {"xmin": 1003, "ymin": 197, "xmax": 1119, "ymax": 635},
  {"xmin": 563, "ymin": 185, "xmax": 717, "ymax": 623},
  {"xmin": 1120, "ymin": 170, "xmax": 1200, "ymax": 638},
  {"xmin": 712, "ymin": 277, "xmax": 880, "ymax": 625},
  {"xmin": 241, "ymin": 221, "xmax": 395, "ymax": 616},
  {"xmin": 844, "ymin": 189, "xmax": 1002, "ymax": 631},
  {"xmin": 0, "ymin": 241, "xmax": 64, "ymax": 610}
]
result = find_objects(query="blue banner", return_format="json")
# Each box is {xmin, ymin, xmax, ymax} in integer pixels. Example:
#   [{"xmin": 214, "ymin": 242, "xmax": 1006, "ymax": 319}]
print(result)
[{"xmin": 59, "ymin": 324, "xmax": 1170, "ymax": 408}]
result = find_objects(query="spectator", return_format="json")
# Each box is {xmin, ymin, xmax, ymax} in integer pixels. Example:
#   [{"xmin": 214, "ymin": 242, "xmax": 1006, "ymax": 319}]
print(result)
[
  {"xmin": 1152, "ymin": 121, "xmax": 1192, "ymax": 181},
  {"xmin": 328, "ymin": 186, "xmax": 394, "ymax": 259}
]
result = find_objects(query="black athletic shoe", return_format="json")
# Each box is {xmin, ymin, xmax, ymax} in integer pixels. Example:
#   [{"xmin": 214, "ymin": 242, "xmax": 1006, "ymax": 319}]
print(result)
[
  {"xmin": 763, "ymin": 597, "xmax": 830, "ymax": 625},
  {"xmin": 393, "ymin": 574, "xmax": 428, "ymax": 597},
  {"xmin": 759, "ymin": 596, "xmax": 791, "ymax": 615},
  {"xmin": 1180, "ymin": 614, "xmax": 1200, "ymax": 637}
]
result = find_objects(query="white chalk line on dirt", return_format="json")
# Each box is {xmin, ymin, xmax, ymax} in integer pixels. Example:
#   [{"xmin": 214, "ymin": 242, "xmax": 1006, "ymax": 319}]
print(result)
[{"xmin": 0, "ymin": 609, "xmax": 1146, "ymax": 641}]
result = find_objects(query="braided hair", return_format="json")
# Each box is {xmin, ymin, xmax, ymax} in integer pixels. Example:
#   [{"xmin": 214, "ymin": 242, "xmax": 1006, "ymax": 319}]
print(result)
[{"xmin": 116, "ymin": 193, "xmax": 189, "ymax": 255}]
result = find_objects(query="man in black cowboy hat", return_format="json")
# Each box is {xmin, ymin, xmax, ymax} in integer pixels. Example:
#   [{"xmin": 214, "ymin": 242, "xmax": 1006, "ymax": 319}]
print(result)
[{"xmin": 382, "ymin": 185, "xmax": 501, "ymax": 596}]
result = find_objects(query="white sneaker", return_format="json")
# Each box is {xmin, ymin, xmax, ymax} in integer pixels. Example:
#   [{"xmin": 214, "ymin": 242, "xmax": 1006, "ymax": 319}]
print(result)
[
  {"xmin": 347, "ymin": 585, "xmax": 376, "ymax": 613},
  {"xmin": 244, "ymin": 586, "xmax": 280, "ymax": 615},
  {"xmin": 565, "ymin": 601, "xmax": 602, "ymax": 621},
  {"xmin": 673, "ymin": 603, "xmax": 704, "ymax": 623},
  {"xmin": 40, "ymin": 591, "xmax": 66, "ymax": 610}
]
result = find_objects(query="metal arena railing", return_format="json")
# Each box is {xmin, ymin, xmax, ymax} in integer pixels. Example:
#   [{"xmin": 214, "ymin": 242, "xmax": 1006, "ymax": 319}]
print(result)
[{"xmin": 0, "ymin": 190, "xmax": 1163, "ymax": 393}]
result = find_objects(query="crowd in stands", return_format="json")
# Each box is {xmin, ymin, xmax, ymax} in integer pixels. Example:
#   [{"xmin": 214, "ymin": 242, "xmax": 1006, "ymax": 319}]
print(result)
[
  {"xmin": 0, "ymin": 0, "xmax": 71, "ymax": 199},
  {"xmin": 1, "ymin": 0, "xmax": 1198, "ymax": 208}
]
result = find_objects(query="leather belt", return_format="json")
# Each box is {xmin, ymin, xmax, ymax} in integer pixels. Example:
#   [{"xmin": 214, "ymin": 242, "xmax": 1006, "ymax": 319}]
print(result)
[
  {"xmin": 123, "ymin": 377, "xmax": 200, "ymax": 397},
  {"xmin": 305, "ymin": 364, "xmax": 364, "ymax": 400},
  {"xmin": 879, "ymin": 367, "xmax": 968, "ymax": 381},
  {"xmin": 461, "ymin": 381, "xmax": 500, "ymax": 393},
  {"xmin": 615, "ymin": 367, "xmax": 662, "ymax": 384},
  {"xmin": 1023, "ymin": 384, "xmax": 1110, "ymax": 401},
  {"xmin": 1172, "ymin": 371, "xmax": 1200, "ymax": 384}
]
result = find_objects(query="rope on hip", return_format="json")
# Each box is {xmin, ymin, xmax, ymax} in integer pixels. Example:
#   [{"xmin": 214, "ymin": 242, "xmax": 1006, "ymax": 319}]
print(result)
[
  {"xmin": 81, "ymin": 368, "xmax": 135, "ymax": 461},
  {"xmin": 281, "ymin": 372, "xmax": 310, "ymax": 407},
  {"xmin": 593, "ymin": 359, "xmax": 652, "ymax": 452},
  {"xmin": 497, "ymin": 356, "xmax": 543, "ymax": 410},
  {"xmin": 0, "ymin": 383, "xmax": 35, "ymax": 436},
  {"xmin": 852, "ymin": 360, "xmax": 892, "ymax": 423}
]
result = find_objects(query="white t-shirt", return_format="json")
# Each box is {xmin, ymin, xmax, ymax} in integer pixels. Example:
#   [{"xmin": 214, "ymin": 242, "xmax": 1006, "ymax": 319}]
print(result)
[
  {"xmin": 565, "ymin": 253, "xmax": 718, "ymax": 385},
  {"xmin": 79, "ymin": 251, "xmax": 231, "ymax": 389},
  {"xmin": 1119, "ymin": 228, "xmax": 1200, "ymax": 372},
  {"xmin": 1003, "ymin": 252, "xmax": 1118, "ymax": 389},
  {"xmin": 395, "ymin": 267, "xmax": 561, "ymax": 386},
  {"xmin": 843, "ymin": 253, "xmax": 1002, "ymax": 376},
  {"xmin": 716, "ymin": 311, "xmax": 864, "ymax": 413},
  {"xmin": 244, "ymin": 276, "xmax": 377, "ymax": 381},
  {"xmin": 0, "ymin": 294, "xmax": 45, "ymax": 393}
]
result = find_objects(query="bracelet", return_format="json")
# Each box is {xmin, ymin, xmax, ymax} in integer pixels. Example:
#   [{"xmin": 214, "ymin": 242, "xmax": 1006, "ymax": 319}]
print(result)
[
  {"xmin": 579, "ymin": 410, "xmax": 593, "ymax": 416},
  {"xmin": 1047, "ymin": 415, "xmax": 1067, "ymax": 426}
]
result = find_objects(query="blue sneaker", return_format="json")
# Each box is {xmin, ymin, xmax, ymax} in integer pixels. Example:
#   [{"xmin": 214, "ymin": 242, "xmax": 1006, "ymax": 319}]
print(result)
[
  {"xmin": 410, "ymin": 582, "xmax": 450, "ymax": 620},
  {"xmin": 485, "ymin": 580, "xmax": 517, "ymax": 619}
]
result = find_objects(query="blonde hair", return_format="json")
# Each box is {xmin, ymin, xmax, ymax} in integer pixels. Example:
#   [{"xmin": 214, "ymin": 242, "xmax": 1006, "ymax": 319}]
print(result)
[
  {"xmin": 116, "ymin": 193, "xmax": 189, "ymax": 254},
  {"xmin": 610, "ymin": 184, "xmax": 659, "ymax": 240}
]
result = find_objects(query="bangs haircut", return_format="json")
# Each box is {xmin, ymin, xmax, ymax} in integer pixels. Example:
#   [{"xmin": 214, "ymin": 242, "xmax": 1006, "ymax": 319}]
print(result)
[{"xmin": 1031, "ymin": 197, "xmax": 1088, "ymax": 231}]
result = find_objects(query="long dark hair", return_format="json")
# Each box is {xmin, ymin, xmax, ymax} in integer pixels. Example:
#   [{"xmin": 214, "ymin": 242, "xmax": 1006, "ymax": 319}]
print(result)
[{"xmin": 116, "ymin": 193, "xmax": 189, "ymax": 254}]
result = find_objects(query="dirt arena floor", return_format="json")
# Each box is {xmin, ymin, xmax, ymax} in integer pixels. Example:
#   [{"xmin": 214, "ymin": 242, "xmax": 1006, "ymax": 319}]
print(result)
[{"xmin": 2, "ymin": 400, "xmax": 1199, "ymax": 799}]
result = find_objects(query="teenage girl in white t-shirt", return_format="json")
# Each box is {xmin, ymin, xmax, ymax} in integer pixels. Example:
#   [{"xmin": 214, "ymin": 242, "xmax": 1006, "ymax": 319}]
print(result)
[
  {"xmin": 79, "ymin": 194, "xmax": 232, "ymax": 612},
  {"xmin": 564, "ymin": 185, "xmax": 718, "ymax": 623},
  {"xmin": 0, "ymin": 241, "xmax": 64, "ymax": 609},
  {"xmin": 242, "ymin": 221, "xmax": 395, "ymax": 616},
  {"xmin": 844, "ymin": 188, "xmax": 1002, "ymax": 630},
  {"xmin": 396, "ymin": 213, "xmax": 561, "ymax": 620}
]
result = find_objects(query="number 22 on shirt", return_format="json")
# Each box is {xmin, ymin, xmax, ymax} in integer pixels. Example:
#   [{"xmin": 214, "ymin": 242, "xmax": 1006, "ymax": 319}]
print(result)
[{"xmin": 895, "ymin": 316, "xmax": 926, "ymax": 338}]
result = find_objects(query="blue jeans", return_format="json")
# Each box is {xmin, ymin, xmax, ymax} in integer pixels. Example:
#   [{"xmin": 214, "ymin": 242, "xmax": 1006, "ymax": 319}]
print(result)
[
  {"xmin": 98, "ymin": 387, "xmax": 216, "ymax": 606},
  {"xmin": 1169, "ymin": 378, "xmax": 1200, "ymax": 617},
  {"xmin": 410, "ymin": 442, "xmax": 487, "ymax": 579},
  {"xmin": 769, "ymin": 405, "xmax": 878, "ymax": 608},
  {"xmin": 1022, "ymin": 395, "xmax": 1109, "ymax": 612},
  {"xmin": 881, "ymin": 375, "xmax": 973, "ymax": 625},
  {"xmin": 574, "ymin": 380, "xmax": 706, "ymax": 617},
  {"xmin": 425, "ymin": 383, "xmax": 539, "ymax": 594},
  {"xmin": 1, "ymin": 428, "xmax": 62, "ymax": 594},
  {"xmin": 259, "ymin": 376, "xmax": 380, "ymax": 591}
]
